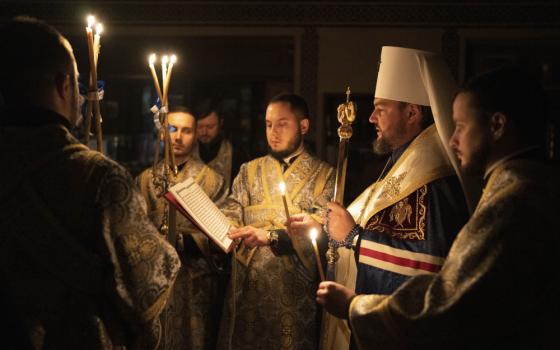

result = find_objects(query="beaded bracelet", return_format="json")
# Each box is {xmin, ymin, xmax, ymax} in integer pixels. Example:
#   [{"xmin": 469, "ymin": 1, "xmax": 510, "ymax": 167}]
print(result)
[{"xmin": 327, "ymin": 224, "xmax": 361, "ymax": 249}]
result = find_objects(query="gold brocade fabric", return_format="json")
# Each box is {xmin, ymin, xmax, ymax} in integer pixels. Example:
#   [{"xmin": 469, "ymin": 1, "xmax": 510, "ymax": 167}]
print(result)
[
  {"xmin": 348, "ymin": 157, "xmax": 560, "ymax": 349},
  {"xmin": 322, "ymin": 125, "xmax": 455, "ymax": 350},
  {"xmin": 194, "ymin": 138, "xmax": 234, "ymax": 191},
  {"xmin": 347, "ymin": 125, "xmax": 454, "ymax": 227},
  {"xmin": 137, "ymin": 158, "xmax": 228, "ymax": 350},
  {"xmin": 0, "ymin": 123, "xmax": 180, "ymax": 350},
  {"xmin": 217, "ymin": 151, "xmax": 335, "ymax": 350}
]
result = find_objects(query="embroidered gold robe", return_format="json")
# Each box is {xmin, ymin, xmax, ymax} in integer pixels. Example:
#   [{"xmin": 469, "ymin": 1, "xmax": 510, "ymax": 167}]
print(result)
[
  {"xmin": 194, "ymin": 138, "xmax": 234, "ymax": 191},
  {"xmin": 0, "ymin": 112, "xmax": 180, "ymax": 350},
  {"xmin": 217, "ymin": 151, "xmax": 335, "ymax": 350},
  {"xmin": 137, "ymin": 157, "xmax": 228, "ymax": 350},
  {"xmin": 349, "ymin": 156, "xmax": 560, "ymax": 349}
]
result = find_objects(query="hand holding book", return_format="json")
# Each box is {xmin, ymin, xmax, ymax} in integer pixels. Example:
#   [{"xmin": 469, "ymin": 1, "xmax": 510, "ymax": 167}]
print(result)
[{"xmin": 164, "ymin": 177, "xmax": 233, "ymax": 253}]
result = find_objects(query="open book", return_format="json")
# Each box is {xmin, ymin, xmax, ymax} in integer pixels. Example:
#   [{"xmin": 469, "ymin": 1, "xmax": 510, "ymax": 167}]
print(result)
[{"xmin": 164, "ymin": 177, "xmax": 233, "ymax": 253}]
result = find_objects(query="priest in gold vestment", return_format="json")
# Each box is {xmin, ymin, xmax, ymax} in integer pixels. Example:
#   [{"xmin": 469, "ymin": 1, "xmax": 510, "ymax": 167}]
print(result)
[
  {"xmin": 217, "ymin": 94, "xmax": 335, "ymax": 350},
  {"xmin": 137, "ymin": 108, "xmax": 228, "ymax": 349},
  {"xmin": 320, "ymin": 67, "xmax": 560, "ymax": 349},
  {"xmin": 1, "ymin": 18, "xmax": 180, "ymax": 349},
  {"xmin": 193, "ymin": 98, "xmax": 249, "ymax": 192}
]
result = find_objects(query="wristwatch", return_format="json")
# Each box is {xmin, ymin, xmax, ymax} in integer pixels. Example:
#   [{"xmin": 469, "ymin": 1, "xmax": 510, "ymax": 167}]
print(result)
[{"xmin": 267, "ymin": 230, "xmax": 279, "ymax": 248}]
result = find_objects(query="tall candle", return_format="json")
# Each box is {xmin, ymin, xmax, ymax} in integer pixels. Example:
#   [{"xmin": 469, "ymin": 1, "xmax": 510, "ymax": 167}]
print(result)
[
  {"xmin": 163, "ymin": 54, "xmax": 176, "ymax": 106},
  {"xmin": 161, "ymin": 55, "xmax": 169, "ymax": 104},
  {"xmin": 148, "ymin": 53, "xmax": 163, "ymax": 103},
  {"xmin": 85, "ymin": 16, "xmax": 96, "ymax": 78},
  {"xmin": 310, "ymin": 228, "xmax": 325, "ymax": 281},
  {"xmin": 93, "ymin": 23, "xmax": 103, "ymax": 67},
  {"xmin": 85, "ymin": 15, "xmax": 102, "ymax": 151},
  {"xmin": 278, "ymin": 181, "xmax": 290, "ymax": 220}
]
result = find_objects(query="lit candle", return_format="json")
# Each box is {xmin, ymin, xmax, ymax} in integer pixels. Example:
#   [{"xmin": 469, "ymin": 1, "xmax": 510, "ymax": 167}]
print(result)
[
  {"xmin": 148, "ymin": 53, "xmax": 163, "ymax": 103},
  {"xmin": 278, "ymin": 181, "xmax": 290, "ymax": 220},
  {"xmin": 85, "ymin": 16, "xmax": 96, "ymax": 73},
  {"xmin": 85, "ymin": 15, "xmax": 102, "ymax": 152},
  {"xmin": 310, "ymin": 228, "xmax": 325, "ymax": 281},
  {"xmin": 93, "ymin": 23, "xmax": 103, "ymax": 67},
  {"xmin": 161, "ymin": 55, "xmax": 169, "ymax": 104},
  {"xmin": 163, "ymin": 54, "xmax": 176, "ymax": 106}
]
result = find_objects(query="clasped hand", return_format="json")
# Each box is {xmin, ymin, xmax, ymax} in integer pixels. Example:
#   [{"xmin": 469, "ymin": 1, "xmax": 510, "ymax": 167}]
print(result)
[{"xmin": 324, "ymin": 202, "xmax": 356, "ymax": 241}]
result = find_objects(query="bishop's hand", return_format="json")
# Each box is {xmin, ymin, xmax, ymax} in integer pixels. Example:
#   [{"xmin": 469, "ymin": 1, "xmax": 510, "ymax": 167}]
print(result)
[{"xmin": 326, "ymin": 201, "xmax": 356, "ymax": 242}]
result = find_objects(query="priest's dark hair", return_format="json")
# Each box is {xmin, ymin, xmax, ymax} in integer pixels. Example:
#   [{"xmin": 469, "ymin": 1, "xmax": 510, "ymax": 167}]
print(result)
[
  {"xmin": 169, "ymin": 106, "xmax": 192, "ymax": 115},
  {"xmin": 268, "ymin": 93, "xmax": 310, "ymax": 121},
  {"xmin": 459, "ymin": 65, "xmax": 547, "ymax": 146},
  {"xmin": 0, "ymin": 16, "xmax": 75, "ymax": 105},
  {"xmin": 193, "ymin": 98, "xmax": 223, "ymax": 121}
]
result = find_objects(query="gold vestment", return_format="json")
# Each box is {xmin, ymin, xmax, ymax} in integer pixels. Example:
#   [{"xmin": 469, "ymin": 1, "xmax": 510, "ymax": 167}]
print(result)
[
  {"xmin": 349, "ymin": 156, "xmax": 559, "ymax": 349},
  {"xmin": 137, "ymin": 157, "xmax": 227, "ymax": 350},
  {"xmin": 218, "ymin": 151, "xmax": 335, "ymax": 350}
]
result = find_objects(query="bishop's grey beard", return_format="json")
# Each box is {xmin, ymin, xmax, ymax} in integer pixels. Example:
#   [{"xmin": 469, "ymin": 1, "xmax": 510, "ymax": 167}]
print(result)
[{"xmin": 372, "ymin": 137, "xmax": 392, "ymax": 156}]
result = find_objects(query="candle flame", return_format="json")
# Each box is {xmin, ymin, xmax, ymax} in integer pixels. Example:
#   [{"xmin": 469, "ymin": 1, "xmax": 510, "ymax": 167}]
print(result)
[
  {"xmin": 278, "ymin": 182, "xmax": 286, "ymax": 195},
  {"xmin": 170, "ymin": 54, "xmax": 177, "ymax": 64},
  {"xmin": 149, "ymin": 53, "xmax": 157, "ymax": 65},
  {"xmin": 162, "ymin": 55, "xmax": 169, "ymax": 65},
  {"xmin": 95, "ymin": 23, "xmax": 103, "ymax": 35},
  {"xmin": 87, "ymin": 15, "xmax": 95, "ymax": 28},
  {"xmin": 309, "ymin": 228, "xmax": 318, "ymax": 241}
]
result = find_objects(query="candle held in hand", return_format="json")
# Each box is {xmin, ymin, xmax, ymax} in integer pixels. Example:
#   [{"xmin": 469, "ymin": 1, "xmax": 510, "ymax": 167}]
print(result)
[
  {"xmin": 310, "ymin": 228, "xmax": 325, "ymax": 281},
  {"xmin": 278, "ymin": 181, "xmax": 290, "ymax": 220}
]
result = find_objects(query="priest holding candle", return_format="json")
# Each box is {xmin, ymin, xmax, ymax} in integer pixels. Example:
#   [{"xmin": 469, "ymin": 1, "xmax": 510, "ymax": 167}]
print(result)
[{"xmin": 220, "ymin": 94, "xmax": 335, "ymax": 350}]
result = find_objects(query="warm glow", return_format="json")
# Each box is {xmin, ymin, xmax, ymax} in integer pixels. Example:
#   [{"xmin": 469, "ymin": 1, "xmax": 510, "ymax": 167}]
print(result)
[
  {"xmin": 170, "ymin": 54, "xmax": 177, "ymax": 64},
  {"xmin": 149, "ymin": 53, "xmax": 157, "ymax": 65},
  {"xmin": 278, "ymin": 182, "xmax": 286, "ymax": 195},
  {"xmin": 162, "ymin": 55, "xmax": 169, "ymax": 65},
  {"xmin": 309, "ymin": 228, "xmax": 318, "ymax": 242},
  {"xmin": 87, "ymin": 15, "xmax": 95, "ymax": 28},
  {"xmin": 95, "ymin": 23, "xmax": 103, "ymax": 35}
]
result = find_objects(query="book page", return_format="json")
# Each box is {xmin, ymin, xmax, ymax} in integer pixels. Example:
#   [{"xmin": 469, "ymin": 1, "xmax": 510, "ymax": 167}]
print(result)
[{"xmin": 167, "ymin": 177, "xmax": 233, "ymax": 252}]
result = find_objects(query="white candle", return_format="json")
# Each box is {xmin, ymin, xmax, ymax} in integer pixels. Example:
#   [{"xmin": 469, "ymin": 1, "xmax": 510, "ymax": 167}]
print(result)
[
  {"xmin": 148, "ymin": 53, "xmax": 163, "ymax": 102},
  {"xmin": 278, "ymin": 182, "xmax": 290, "ymax": 220},
  {"xmin": 310, "ymin": 228, "xmax": 325, "ymax": 281},
  {"xmin": 163, "ymin": 54, "xmax": 176, "ymax": 106},
  {"xmin": 93, "ymin": 23, "xmax": 103, "ymax": 67},
  {"xmin": 161, "ymin": 55, "xmax": 169, "ymax": 104}
]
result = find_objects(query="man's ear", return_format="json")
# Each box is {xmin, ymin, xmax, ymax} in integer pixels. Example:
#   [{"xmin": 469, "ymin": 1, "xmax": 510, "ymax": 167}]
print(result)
[
  {"xmin": 407, "ymin": 104, "xmax": 421, "ymax": 124},
  {"xmin": 490, "ymin": 112, "xmax": 507, "ymax": 141},
  {"xmin": 54, "ymin": 72, "xmax": 71, "ymax": 100},
  {"xmin": 300, "ymin": 118, "xmax": 310, "ymax": 135}
]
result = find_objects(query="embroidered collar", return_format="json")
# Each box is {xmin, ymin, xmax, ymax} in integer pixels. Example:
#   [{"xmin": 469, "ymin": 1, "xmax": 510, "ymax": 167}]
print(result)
[{"xmin": 483, "ymin": 145, "xmax": 541, "ymax": 180}]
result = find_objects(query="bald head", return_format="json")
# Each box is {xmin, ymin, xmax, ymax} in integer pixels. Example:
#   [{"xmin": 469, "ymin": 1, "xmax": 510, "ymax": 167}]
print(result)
[{"xmin": 0, "ymin": 17, "xmax": 76, "ymax": 106}]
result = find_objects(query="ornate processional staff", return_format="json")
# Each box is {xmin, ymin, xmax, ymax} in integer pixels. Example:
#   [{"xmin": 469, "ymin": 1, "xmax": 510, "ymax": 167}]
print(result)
[
  {"xmin": 326, "ymin": 87, "xmax": 356, "ymax": 280},
  {"xmin": 147, "ymin": 53, "xmax": 178, "ymax": 246}
]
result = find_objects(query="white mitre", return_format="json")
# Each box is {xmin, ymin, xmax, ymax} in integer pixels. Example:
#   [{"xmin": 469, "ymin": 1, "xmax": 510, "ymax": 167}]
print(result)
[{"xmin": 375, "ymin": 46, "xmax": 480, "ymax": 211}]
